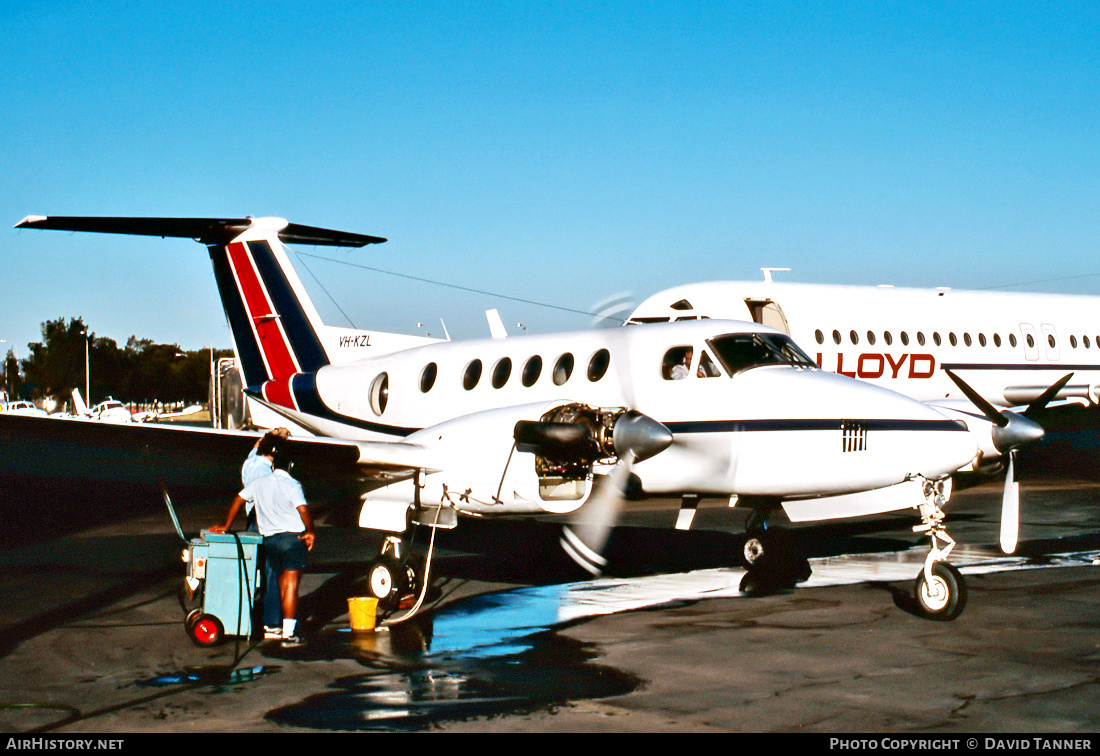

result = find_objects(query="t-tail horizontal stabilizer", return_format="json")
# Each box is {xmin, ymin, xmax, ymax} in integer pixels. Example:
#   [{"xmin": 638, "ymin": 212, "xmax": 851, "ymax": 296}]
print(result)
[{"xmin": 14, "ymin": 216, "xmax": 386, "ymax": 248}]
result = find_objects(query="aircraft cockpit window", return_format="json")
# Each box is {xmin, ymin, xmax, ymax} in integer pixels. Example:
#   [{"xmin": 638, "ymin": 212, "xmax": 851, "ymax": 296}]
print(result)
[
  {"xmin": 492, "ymin": 357, "xmax": 512, "ymax": 389},
  {"xmin": 662, "ymin": 346, "xmax": 693, "ymax": 380},
  {"xmin": 707, "ymin": 333, "xmax": 817, "ymax": 376},
  {"xmin": 670, "ymin": 299, "xmax": 693, "ymax": 311},
  {"xmin": 553, "ymin": 353, "xmax": 574, "ymax": 385},
  {"xmin": 463, "ymin": 360, "xmax": 483, "ymax": 390},
  {"xmin": 587, "ymin": 349, "xmax": 610, "ymax": 381},
  {"xmin": 522, "ymin": 355, "xmax": 543, "ymax": 386},
  {"xmin": 420, "ymin": 363, "xmax": 438, "ymax": 393},
  {"xmin": 698, "ymin": 351, "xmax": 722, "ymax": 378}
]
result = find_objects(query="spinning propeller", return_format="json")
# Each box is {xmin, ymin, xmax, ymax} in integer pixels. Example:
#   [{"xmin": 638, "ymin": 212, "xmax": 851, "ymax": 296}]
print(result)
[
  {"xmin": 943, "ymin": 369, "xmax": 1072, "ymax": 554},
  {"xmin": 516, "ymin": 408, "xmax": 674, "ymax": 575}
]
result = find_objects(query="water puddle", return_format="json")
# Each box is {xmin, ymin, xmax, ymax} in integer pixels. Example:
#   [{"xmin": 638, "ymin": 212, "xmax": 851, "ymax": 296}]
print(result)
[
  {"xmin": 139, "ymin": 664, "xmax": 278, "ymax": 688},
  {"xmin": 265, "ymin": 546, "xmax": 1100, "ymax": 730}
]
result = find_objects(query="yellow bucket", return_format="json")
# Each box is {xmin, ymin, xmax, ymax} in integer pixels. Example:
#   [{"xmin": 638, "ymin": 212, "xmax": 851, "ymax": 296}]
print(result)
[{"xmin": 347, "ymin": 596, "xmax": 378, "ymax": 631}]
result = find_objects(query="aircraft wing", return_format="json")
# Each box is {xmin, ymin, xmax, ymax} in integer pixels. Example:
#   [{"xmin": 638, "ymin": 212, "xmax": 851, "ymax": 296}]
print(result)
[{"xmin": 0, "ymin": 413, "xmax": 426, "ymax": 512}]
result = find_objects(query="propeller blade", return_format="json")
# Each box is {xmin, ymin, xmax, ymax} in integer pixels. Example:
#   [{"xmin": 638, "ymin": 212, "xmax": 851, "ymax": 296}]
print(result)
[
  {"xmin": 1000, "ymin": 451, "xmax": 1019, "ymax": 554},
  {"xmin": 1025, "ymin": 372, "xmax": 1074, "ymax": 416},
  {"xmin": 560, "ymin": 451, "xmax": 635, "ymax": 576},
  {"xmin": 943, "ymin": 368, "xmax": 1008, "ymax": 427}
]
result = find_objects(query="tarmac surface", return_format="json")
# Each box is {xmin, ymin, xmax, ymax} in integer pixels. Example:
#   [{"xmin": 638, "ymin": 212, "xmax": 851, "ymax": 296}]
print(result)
[{"xmin": 1, "ymin": 456, "xmax": 1100, "ymax": 736}]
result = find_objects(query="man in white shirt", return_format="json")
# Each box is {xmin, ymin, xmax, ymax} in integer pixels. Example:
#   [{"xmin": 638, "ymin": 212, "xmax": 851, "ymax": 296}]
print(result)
[
  {"xmin": 240, "ymin": 427, "xmax": 289, "ymax": 640},
  {"xmin": 213, "ymin": 439, "xmax": 316, "ymax": 647}
]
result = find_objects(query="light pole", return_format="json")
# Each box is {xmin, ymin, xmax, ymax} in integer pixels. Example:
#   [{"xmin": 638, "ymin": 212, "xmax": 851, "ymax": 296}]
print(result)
[{"xmin": 82, "ymin": 330, "xmax": 90, "ymax": 403}]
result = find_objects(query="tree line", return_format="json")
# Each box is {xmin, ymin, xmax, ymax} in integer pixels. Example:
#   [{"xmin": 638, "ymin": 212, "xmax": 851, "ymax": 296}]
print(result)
[{"xmin": 4, "ymin": 317, "xmax": 233, "ymax": 410}]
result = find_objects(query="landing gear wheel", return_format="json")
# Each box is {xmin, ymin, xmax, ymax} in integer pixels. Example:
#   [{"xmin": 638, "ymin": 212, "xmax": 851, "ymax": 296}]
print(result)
[
  {"xmin": 914, "ymin": 562, "xmax": 967, "ymax": 621},
  {"xmin": 367, "ymin": 555, "xmax": 409, "ymax": 608},
  {"xmin": 737, "ymin": 527, "xmax": 809, "ymax": 593},
  {"xmin": 187, "ymin": 613, "xmax": 224, "ymax": 647}
]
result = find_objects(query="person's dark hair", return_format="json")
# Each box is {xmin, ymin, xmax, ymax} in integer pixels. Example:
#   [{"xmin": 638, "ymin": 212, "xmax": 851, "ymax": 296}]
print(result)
[
  {"xmin": 271, "ymin": 440, "xmax": 293, "ymax": 471},
  {"xmin": 257, "ymin": 433, "xmax": 279, "ymax": 458}
]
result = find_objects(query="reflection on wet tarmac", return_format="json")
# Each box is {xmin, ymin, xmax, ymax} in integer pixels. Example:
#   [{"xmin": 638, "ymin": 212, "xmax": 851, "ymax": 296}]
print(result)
[{"xmin": 264, "ymin": 543, "xmax": 1100, "ymax": 730}]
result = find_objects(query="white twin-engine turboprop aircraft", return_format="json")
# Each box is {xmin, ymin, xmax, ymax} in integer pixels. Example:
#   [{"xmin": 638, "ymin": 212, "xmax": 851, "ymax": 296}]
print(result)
[{"xmin": 16, "ymin": 216, "xmax": 1046, "ymax": 621}]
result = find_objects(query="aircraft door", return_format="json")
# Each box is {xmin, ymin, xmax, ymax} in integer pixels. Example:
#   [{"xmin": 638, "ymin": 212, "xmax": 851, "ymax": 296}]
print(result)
[
  {"xmin": 745, "ymin": 299, "xmax": 791, "ymax": 335},
  {"xmin": 1019, "ymin": 324, "xmax": 1039, "ymax": 361},
  {"xmin": 1041, "ymin": 324, "xmax": 1060, "ymax": 361}
]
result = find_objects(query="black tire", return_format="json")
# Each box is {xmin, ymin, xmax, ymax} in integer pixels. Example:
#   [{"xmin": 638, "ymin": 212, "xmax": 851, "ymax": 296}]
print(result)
[
  {"xmin": 914, "ymin": 562, "xmax": 968, "ymax": 621},
  {"xmin": 738, "ymin": 528, "xmax": 796, "ymax": 571},
  {"xmin": 187, "ymin": 613, "xmax": 224, "ymax": 647},
  {"xmin": 367, "ymin": 555, "xmax": 408, "ymax": 607}
]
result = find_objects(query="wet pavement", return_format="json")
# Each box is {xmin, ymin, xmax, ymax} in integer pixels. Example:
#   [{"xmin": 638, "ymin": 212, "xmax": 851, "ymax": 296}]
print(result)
[{"xmin": 1, "ymin": 460, "xmax": 1099, "ymax": 734}]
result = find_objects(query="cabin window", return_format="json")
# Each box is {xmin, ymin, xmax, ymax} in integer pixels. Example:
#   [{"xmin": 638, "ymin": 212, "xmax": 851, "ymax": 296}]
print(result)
[
  {"xmin": 662, "ymin": 346, "xmax": 693, "ymax": 380},
  {"xmin": 933, "ymin": 333, "xmax": 941, "ymax": 346},
  {"xmin": 1071, "ymin": 335, "xmax": 1078, "ymax": 349},
  {"xmin": 553, "ymin": 353, "xmax": 574, "ymax": 385},
  {"xmin": 978, "ymin": 334, "xmax": 987, "ymax": 347},
  {"xmin": 994, "ymin": 334, "xmax": 1002, "ymax": 347},
  {"xmin": 587, "ymin": 349, "xmax": 610, "ymax": 381},
  {"xmin": 1026, "ymin": 334, "xmax": 1035, "ymax": 348},
  {"xmin": 900, "ymin": 332, "xmax": 909, "ymax": 346},
  {"xmin": 419, "ymin": 363, "xmax": 437, "ymax": 393},
  {"xmin": 850, "ymin": 330, "xmax": 859, "ymax": 345},
  {"xmin": 815, "ymin": 330, "xmax": 824, "ymax": 344},
  {"xmin": 463, "ymin": 360, "xmax": 483, "ymax": 390},
  {"xmin": 884, "ymin": 331, "xmax": 893, "ymax": 346},
  {"xmin": 1048, "ymin": 335, "xmax": 1056, "ymax": 348},
  {"xmin": 370, "ymin": 372, "xmax": 389, "ymax": 416},
  {"xmin": 522, "ymin": 356, "xmax": 543, "ymax": 387},
  {"xmin": 1086, "ymin": 336, "xmax": 1092, "ymax": 349},
  {"xmin": 866, "ymin": 330, "xmax": 876, "ymax": 346},
  {"xmin": 917, "ymin": 332, "xmax": 926, "ymax": 346},
  {"xmin": 1010, "ymin": 334, "xmax": 1018, "ymax": 348},
  {"xmin": 963, "ymin": 333, "xmax": 972, "ymax": 347},
  {"xmin": 949, "ymin": 333, "xmax": 958, "ymax": 347},
  {"xmin": 492, "ymin": 357, "xmax": 512, "ymax": 388}
]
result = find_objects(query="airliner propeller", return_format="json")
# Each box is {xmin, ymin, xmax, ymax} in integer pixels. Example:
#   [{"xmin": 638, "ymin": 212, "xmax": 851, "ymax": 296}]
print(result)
[{"xmin": 943, "ymin": 369, "xmax": 1072, "ymax": 554}]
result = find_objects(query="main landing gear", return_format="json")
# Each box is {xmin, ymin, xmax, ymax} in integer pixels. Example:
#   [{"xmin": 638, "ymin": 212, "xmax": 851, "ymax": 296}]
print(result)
[
  {"xmin": 366, "ymin": 536, "xmax": 420, "ymax": 612},
  {"xmin": 737, "ymin": 508, "xmax": 812, "ymax": 596},
  {"xmin": 912, "ymin": 479, "xmax": 967, "ymax": 621}
]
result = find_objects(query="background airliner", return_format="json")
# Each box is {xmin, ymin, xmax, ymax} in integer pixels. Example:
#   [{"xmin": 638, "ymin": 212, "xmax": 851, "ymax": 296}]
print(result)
[{"xmin": 627, "ymin": 275, "xmax": 1100, "ymax": 411}]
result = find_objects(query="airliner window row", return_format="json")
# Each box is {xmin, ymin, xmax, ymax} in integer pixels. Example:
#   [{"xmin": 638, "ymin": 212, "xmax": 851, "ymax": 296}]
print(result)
[{"xmin": 813, "ymin": 329, "xmax": 1093, "ymax": 351}]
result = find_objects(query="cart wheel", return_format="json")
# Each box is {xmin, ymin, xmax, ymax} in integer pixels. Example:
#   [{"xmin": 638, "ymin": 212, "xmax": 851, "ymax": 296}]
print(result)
[
  {"xmin": 184, "ymin": 608, "xmax": 203, "ymax": 632},
  {"xmin": 188, "ymin": 614, "xmax": 224, "ymax": 647}
]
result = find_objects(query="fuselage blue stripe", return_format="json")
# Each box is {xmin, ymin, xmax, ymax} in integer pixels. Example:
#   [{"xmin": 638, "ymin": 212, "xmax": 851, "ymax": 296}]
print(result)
[{"xmin": 248, "ymin": 240, "xmax": 329, "ymax": 373}]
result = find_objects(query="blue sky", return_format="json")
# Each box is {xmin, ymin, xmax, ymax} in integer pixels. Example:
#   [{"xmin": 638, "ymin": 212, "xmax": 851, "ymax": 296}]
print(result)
[{"xmin": 2, "ymin": 1, "xmax": 1098, "ymax": 355}]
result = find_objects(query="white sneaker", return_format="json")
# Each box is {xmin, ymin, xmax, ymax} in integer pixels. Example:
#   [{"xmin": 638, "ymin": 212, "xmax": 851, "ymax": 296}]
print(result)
[
  {"xmin": 281, "ymin": 634, "xmax": 305, "ymax": 648},
  {"xmin": 264, "ymin": 626, "xmax": 282, "ymax": 640}
]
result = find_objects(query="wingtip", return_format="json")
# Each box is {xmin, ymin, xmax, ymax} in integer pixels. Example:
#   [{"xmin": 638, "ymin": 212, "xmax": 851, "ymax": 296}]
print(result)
[{"xmin": 14, "ymin": 215, "xmax": 46, "ymax": 229}]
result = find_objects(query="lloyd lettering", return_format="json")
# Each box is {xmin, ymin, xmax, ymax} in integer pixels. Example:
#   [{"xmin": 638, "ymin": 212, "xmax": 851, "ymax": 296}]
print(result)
[{"xmin": 815, "ymin": 353, "xmax": 936, "ymax": 380}]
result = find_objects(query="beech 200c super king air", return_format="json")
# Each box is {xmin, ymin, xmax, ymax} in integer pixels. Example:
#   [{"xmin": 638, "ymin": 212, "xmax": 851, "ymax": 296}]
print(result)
[{"xmin": 16, "ymin": 216, "xmax": 1047, "ymax": 621}]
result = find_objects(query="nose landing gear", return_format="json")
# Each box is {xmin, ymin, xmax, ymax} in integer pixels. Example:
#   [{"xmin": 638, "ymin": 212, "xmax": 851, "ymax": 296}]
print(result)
[{"xmin": 912, "ymin": 479, "xmax": 967, "ymax": 621}]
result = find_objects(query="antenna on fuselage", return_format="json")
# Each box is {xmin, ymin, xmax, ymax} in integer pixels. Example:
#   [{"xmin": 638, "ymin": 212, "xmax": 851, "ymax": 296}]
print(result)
[{"xmin": 761, "ymin": 267, "xmax": 790, "ymax": 283}]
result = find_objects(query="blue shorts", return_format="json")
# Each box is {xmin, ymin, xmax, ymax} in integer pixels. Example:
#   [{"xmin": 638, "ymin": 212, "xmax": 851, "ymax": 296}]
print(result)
[{"xmin": 263, "ymin": 531, "xmax": 308, "ymax": 573}]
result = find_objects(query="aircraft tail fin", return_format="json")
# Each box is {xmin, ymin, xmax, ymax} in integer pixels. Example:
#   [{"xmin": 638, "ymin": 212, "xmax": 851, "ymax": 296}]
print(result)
[
  {"xmin": 16, "ymin": 216, "xmax": 432, "ymax": 412},
  {"xmin": 71, "ymin": 388, "xmax": 89, "ymax": 417}
]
